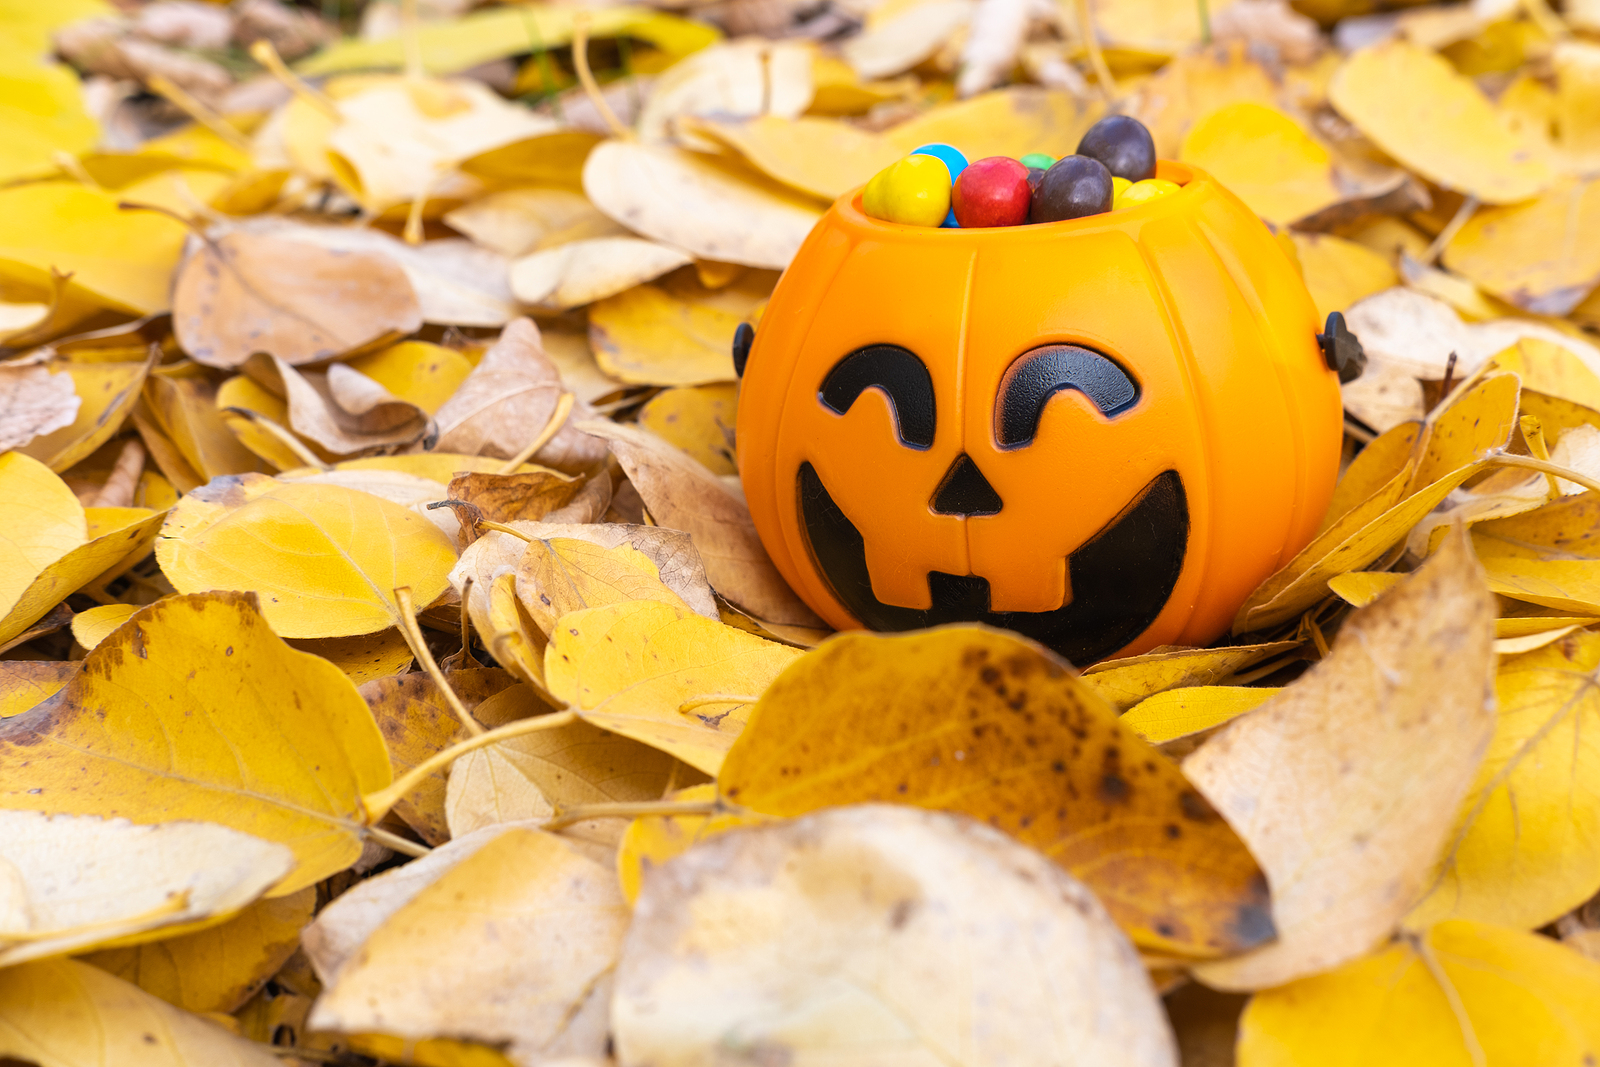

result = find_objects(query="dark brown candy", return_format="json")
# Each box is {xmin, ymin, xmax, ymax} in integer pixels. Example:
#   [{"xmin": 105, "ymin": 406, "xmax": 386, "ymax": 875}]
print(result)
[
  {"xmin": 1025, "ymin": 166, "xmax": 1047, "ymax": 193},
  {"xmin": 1028, "ymin": 155, "xmax": 1113, "ymax": 223},
  {"xmin": 1075, "ymin": 115, "xmax": 1157, "ymax": 183}
]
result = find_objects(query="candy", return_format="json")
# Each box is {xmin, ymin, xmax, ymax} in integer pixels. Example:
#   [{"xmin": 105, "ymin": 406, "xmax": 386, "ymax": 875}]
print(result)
[
  {"xmin": 1028, "ymin": 155, "xmax": 1114, "ymax": 223},
  {"xmin": 1018, "ymin": 152, "xmax": 1056, "ymax": 170},
  {"xmin": 1111, "ymin": 176, "xmax": 1131, "ymax": 201},
  {"xmin": 862, "ymin": 154, "xmax": 954, "ymax": 227},
  {"xmin": 1116, "ymin": 177, "xmax": 1181, "ymax": 209},
  {"xmin": 952, "ymin": 156, "xmax": 1032, "ymax": 228},
  {"xmin": 1026, "ymin": 167, "xmax": 1047, "ymax": 192},
  {"xmin": 910, "ymin": 143, "xmax": 967, "ymax": 227},
  {"xmin": 1076, "ymin": 116, "xmax": 1158, "ymax": 183}
]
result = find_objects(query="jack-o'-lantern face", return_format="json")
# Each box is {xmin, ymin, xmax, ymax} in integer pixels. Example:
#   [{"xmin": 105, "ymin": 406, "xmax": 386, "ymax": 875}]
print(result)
[{"xmin": 738, "ymin": 161, "xmax": 1344, "ymax": 663}]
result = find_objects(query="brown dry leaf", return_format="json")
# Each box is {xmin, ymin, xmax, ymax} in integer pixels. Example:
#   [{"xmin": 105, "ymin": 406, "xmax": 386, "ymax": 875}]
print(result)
[
  {"xmin": 0, "ymin": 358, "xmax": 80, "ymax": 452},
  {"xmin": 1083, "ymin": 641, "xmax": 1298, "ymax": 712},
  {"xmin": 509, "ymin": 237, "xmax": 693, "ymax": 311},
  {"xmin": 0, "ymin": 810, "xmax": 293, "ymax": 968},
  {"xmin": 1185, "ymin": 529, "xmax": 1496, "ymax": 991},
  {"xmin": 582, "ymin": 141, "xmax": 824, "ymax": 271},
  {"xmin": 80, "ymin": 887, "xmax": 316, "ymax": 1014},
  {"xmin": 516, "ymin": 524, "xmax": 718, "ymax": 636},
  {"xmin": 362, "ymin": 668, "xmax": 527, "ymax": 845},
  {"xmin": 307, "ymin": 827, "xmax": 627, "ymax": 1065},
  {"xmin": 718, "ymin": 626, "xmax": 1273, "ymax": 958},
  {"xmin": 243, "ymin": 355, "xmax": 432, "ymax": 457},
  {"xmin": 614, "ymin": 805, "xmax": 1177, "ymax": 1067},
  {"xmin": 446, "ymin": 469, "xmax": 584, "ymax": 528},
  {"xmin": 173, "ymin": 229, "xmax": 422, "ymax": 369},
  {"xmin": 582, "ymin": 419, "xmax": 823, "ymax": 628},
  {"xmin": 431, "ymin": 318, "xmax": 608, "ymax": 473}
]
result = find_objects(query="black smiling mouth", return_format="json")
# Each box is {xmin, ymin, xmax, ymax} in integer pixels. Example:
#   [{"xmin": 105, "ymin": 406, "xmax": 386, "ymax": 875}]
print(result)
[{"xmin": 797, "ymin": 463, "xmax": 1189, "ymax": 665}]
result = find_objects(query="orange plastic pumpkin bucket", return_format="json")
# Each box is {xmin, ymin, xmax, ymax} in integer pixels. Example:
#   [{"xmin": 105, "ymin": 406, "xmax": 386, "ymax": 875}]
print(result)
[{"xmin": 736, "ymin": 161, "xmax": 1343, "ymax": 664}]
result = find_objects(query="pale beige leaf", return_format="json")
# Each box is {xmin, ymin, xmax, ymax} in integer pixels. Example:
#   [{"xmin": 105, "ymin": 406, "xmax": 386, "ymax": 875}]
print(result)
[
  {"xmin": 580, "ymin": 420, "xmax": 822, "ymax": 627},
  {"xmin": 509, "ymin": 238, "xmax": 693, "ymax": 311},
  {"xmin": 1185, "ymin": 529, "xmax": 1497, "ymax": 990},
  {"xmin": 844, "ymin": 0, "xmax": 975, "ymax": 79},
  {"xmin": 0, "ymin": 811, "xmax": 292, "ymax": 967},
  {"xmin": 442, "ymin": 187, "xmax": 612, "ymax": 258},
  {"xmin": 514, "ymin": 522, "xmax": 718, "ymax": 635},
  {"xmin": 0, "ymin": 361, "xmax": 79, "ymax": 451},
  {"xmin": 637, "ymin": 39, "xmax": 814, "ymax": 144},
  {"xmin": 613, "ymin": 804, "xmax": 1177, "ymax": 1067},
  {"xmin": 243, "ymin": 355, "xmax": 431, "ymax": 456}
]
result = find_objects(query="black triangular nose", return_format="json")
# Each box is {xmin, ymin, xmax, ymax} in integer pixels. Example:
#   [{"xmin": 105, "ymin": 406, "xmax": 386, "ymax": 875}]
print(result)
[{"xmin": 931, "ymin": 453, "xmax": 1002, "ymax": 516}]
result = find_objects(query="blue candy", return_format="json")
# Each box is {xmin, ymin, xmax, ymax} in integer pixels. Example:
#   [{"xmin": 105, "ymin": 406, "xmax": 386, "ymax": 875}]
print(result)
[{"xmin": 911, "ymin": 143, "xmax": 967, "ymax": 228}]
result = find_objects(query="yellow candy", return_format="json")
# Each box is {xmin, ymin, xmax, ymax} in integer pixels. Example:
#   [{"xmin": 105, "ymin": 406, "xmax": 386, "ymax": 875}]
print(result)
[
  {"xmin": 1114, "ymin": 177, "xmax": 1181, "ymax": 210},
  {"xmin": 862, "ymin": 155, "xmax": 952, "ymax": 228},
  {"xmin": 1111, "ymin": 176, "xmax": 1131, "ymax": 200}
]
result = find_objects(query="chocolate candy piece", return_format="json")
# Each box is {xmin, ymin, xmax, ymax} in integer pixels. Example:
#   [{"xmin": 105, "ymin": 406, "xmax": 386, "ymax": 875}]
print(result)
[
  {"xmin": 1025, "ymin": 167, "xmax": 1047, "ymax": 192},
  {"xmin": 862, "ymin": 155, "xmax": 952, "ymax": 227},
  {"xmin": 952, "ymin": 156, "xmax": 1033, "ymax": 228},
  {"xmin": 910, "ymin": 143, "xmax": 967, "ymax": 228},
  {"xmin": 1028, "ymin": 155, "xmax": 1113, "ymax": 223},
  {"xmin": 1075, "ymin": 115, "xmax": 1157, "ymax": 183}
]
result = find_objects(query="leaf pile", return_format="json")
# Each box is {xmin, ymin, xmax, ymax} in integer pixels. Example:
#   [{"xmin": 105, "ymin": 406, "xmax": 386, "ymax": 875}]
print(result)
[{"xmin": 3, "ymin": 0, "xmax": 1600, "ymax": 1064}]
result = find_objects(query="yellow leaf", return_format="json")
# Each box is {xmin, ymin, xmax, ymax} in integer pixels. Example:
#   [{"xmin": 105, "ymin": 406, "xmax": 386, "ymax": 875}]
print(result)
[
  {"xmin": 1442, "ymin": 178, "xmax": 1600, "ymax": 316},
  {"xmin": 1555, "ymin": 40, "xmax": 1600, "ymax": 165},
  {"xmin": 1236, "ymin": 920, "xmax": 1600, "ymax": 1066},
  {"xmin": 1316, "ymin": 420, "xmax": 1420, "ymax": 537},
  {"xmin": 582, "ymin": 141, "xmax": 823, "ymax": 271},
  {"xmin": 1083, "ymin": 641, "xmax": 1297, "ymax": 712},
  {"xmin": 616, "ymin": 782, "xmax": 770, "ymax": 904},
  {"xmin": 459, "ymin": 129, "xmax": 604, "ymax": 193},
  {"xmin": 338, "ymin": 342, "xmax": 475, "ymax": 417},
  {"xmin": 1129, "ymin": 41, "xmax": 1286, "ymax": 158},
  {"xmin": 1187, "ymin": 530, "xmax": 1497, "ymax": 990},
  {"xmin": 635, "ymin": 383, "xmax": 739, "ymax": 475},
  {"xmin": 1179, "ymin": 103, "xmax": 1345, "ymax": 225},
  {"xmin": 614, "ymin": 804, "xmax": 1178, "ymax": 1067},
  {"xmin": 1483, "ymin": 337, "xmax": 1600, "ymax": 410},
  {"xmin": 363, "ymin": 670, "xmax": 532, "ymax": 845},
  {"xmin": 1406, "ymin": 629, "xmax": 1600, "ymax": 929},
  {"xmin": 1409, "ymin": 372, "xmax": 1522, "ymax": 491},
  {"xmin": 1328, "ymin": 39, "xmax": 1551, "ymax": 204},
  {"xmin": 510, "ymin": 237, "xmax": 692, "ymax": 311},
  {"xmin": 1122, "ymin": 686, "xmax": 1279, "ymax": 745},
  {"xmin": 143, "ymin": 374, "xmax": 270, "ymax": 482},
  {"xmin": 0, "ymin": 957, "xmax": 283, "ymax": 1066},
  {"xmin": 515, "ymin": 526, "xmax": 718, "ymax": 637},
  {"xmin": 17, "ymin": 354, "xmax": 155, "ymax": 473},
  {"xmin": 286, "ymin": 629, "xmax": 415, "ymax": 685},
  {"xmin": 82, "ymin": 887, "xmax": 316, "ymax": 1014},
  {"xmin": 157, "ymin": 474, "xmax": 458, "ymax": 639},
  {"xmin": 0, "ymin": 661, "xmax": 77, "ymax": 718},
  {"xmin": 0, "ymin": 54, "xmax": 99, "ymax": 184},
  {"xmin": 70, "ymin": 603, "xmax": 139, "ymax": 651},
  {"xmin": 444, "ymin": 188, "xmax": 615, "ymax": 259},
  {"xmin": 0, "ymin": 811, "xmax": 292, "ymax": 968},
  {"xmin": 1326, "ymin": 570, "xmax": 1404, "ymax": 606},
  {"xmin": 1289, "ymin": 232, "xmax": 1400, "ymax": 321},
  {"xmin": 307, "ymin": 828, "xmax": 627, "ymax": 1064},
  {"xmin": 1472, "ymin": 493, "xmax": 1600, "ymax": 614},
  {"xmin": 545, "ymin": 599, "xmax": 804, "ymax": 775},
  {"xmin": 296, "ymin": 5, "xmax": 720, "ymax": 77},
  {"xmin": 683, "ymin": 114, "xmax": 901, "ymax": 201},
  {"xmin": 718, "ymin": 625, "xmax": 1273, "ymax": 957},
  {"xmin": 588, "ymin": 283, "xmax": 740, "ymax": 386},
  {"xmin": 0, "ymin": 183, "xmax": 188, "ymax": 315},
  {"xmin": 0, "ymin": 592, "xmax": 391, "ymax": 895},
  {"xmin": 884, "ymin": 86, "xmax": 1105, "ymax": 162},
  {"xmin": 0, "ymin": 450, "xmax": 87, "ymax": 616}
]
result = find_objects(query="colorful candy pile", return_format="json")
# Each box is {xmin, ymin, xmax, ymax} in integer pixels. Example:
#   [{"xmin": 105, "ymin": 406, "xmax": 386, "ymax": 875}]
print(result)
[{"xmin": 862, "ymin": 115, "xmax": 1182, "ymax": 229}]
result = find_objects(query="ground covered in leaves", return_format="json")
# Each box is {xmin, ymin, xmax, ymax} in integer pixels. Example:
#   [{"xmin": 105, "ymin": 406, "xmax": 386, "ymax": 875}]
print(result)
[{"xmin": 1, "ymin": 0, "xmax": 1599, "ymax": 1063}]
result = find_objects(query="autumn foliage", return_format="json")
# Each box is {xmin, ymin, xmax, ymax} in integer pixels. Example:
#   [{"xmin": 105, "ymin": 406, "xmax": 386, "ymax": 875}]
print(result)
[{"xmin": 2, "ymin": 0, "xmax": 1600, "ymax": 1065}]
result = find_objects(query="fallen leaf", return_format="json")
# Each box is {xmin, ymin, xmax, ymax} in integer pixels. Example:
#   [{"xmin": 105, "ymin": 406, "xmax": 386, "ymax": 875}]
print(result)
[
  {"xmin": 1443, "ymin": 178, "xmax": 1600, "ymax": 316},
  {"xmin": 1471, "ymin": 492, "xmax": 1600, "ymax": 614},
  {"xmin": 1122, "ymin": 686, "xmax": 1280, "ymax": 746},
  {"xmin": 1289, "ymin": 232, "xmax": 1400, "ymax": 321},
  {"xmin": 344, "ymin": 340, "xmax": 474, "ymax": 416},
  {"xmin": 79, "ymin": 887, "xmax": 315, "ymax": 1014},
  {"xmin": 718, "ymin": 625, "xmax": 1274, "ymax": 957},
  {"xmin": 1406, "ymin": 627, "xmax": 1600, "ymax": 930},
  {"xmin": 69, "ymin": 602, "xmax": 138, "ymax": 650},
  {"xmin": 287, "ymin": 629, "xmax": 415, "ymax": 685},
  {"xmin": 0, "ymin": 592, "xmax": 391, "ymax": 894},
  {"xmin": 515, "ymin": 523, "xmax": 718, "ymax": 635},
  {"xmin": 1083, "ymin": 641, "xmax": 1298, "ymax": 712},
  {"xmin": 639, "ymin": 38, "xmax": 813, "ymax": 144},
  {"xmin": 0, "ymin": 956, "xmax": 283, "ymax": 1066},
  {"xmin": 615, "ymin": 782, "xmax": 770, "ymax": 904},
  {"xmin": 0, "ymin": 359, "xmax": 80, "ymax": 451},
  {"xmin": 446, "ymin": 469, "xmax": 583, "ymax": 528},
  {"xmin": 544, "ymin": 599, "xmax": 803, "ymax": 775},
  {"xmin": 583, "ymin": 419, "xmax": 823, "ymax": 627},
  {"xmin": 442, "ymin": 187, "xmax": 615, "ymax": 258},
  {"xmin": 16, "ymin": 354, "xmax": 154, "ymax": 473},
  {"xmin": 280, "ymin": 467, "xmax": 457, "ymax": 545},
  {"xmin": 0, "ymin": 810, "xmax": 292, "ymax": 967},
  {"xmin": 0, "ymin": 54, "xmax": 100, "ymax": 184},
  {"xmin": 1237, "ymin": 920, "xmax": 1600, "ymax": 1065},
  {"xmin": 586, "ymin": 283, "xmax": 741, "ymax": 387},
  {"xmin": 844, "ymin": 0, "xmax": 975, "ymax": 79},
  {"xmin": 308, "ymin": 827, "xmax": 627, "ymax": 1065},
  {"xmin": 143, "ymin": 373, "xmax": 271, "ymax": 480},
  {"xmin": 1179, "ymin": 102, "xmax": 1347, "ymax": 226},
  {"xmin": 431, "ymin": 318, "xmax": 608, "ymax": 472},
  {"xmin": 157, "ymin": 473, "xmax": 458, "ymax": 639},
  {"xmin": 614, "ymin": 804, "xmax": 1178, "ymax": 1067},
  {"xmin": 884, "ymin": 85, "xmax": 1104, "ymax": 162},
  {"xmin": 173, "ymin": 228, "xmax": 422, "ymax": 369},
  {"xmin": 509, "ymin": 237, "xmax": 693, "ymax": 311},
  {"xmin": 635, "ymin": 383, "xmax": 738, "ymax": 475},
  {"xmin": 582, "ymin": 141, "xmax": 823, "ymax": 271},
  {"xmin": 1185, "ymin": 529, "xmax": 1496, "ymax": 990},
  {"xmin": 1329, "ymin": 39, "xmax": 1551, "ymax": 204},
  {"xmin": 242, "ymin": 355, "xmax": 432, "ymax": 457},
  {"xmin": 0, "ymin": 661, "xmax": 78, "ymax": 718},
  {"xmin": 680, "ymin": 114, "xmax": 901, "ymax": 201}
]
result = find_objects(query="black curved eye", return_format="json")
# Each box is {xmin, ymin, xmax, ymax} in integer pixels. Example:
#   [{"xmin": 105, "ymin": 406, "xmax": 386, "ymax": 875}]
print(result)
[
  {"xmin": 819, "ymin": 344, "xmax": 936, "ymax": 449},
  {"xmin": 995, "ymin": 344, "xmax": 1139, "ymax": 448}
]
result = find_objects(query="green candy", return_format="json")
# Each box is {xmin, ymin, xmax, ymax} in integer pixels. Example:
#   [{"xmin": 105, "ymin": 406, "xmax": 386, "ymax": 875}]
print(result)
[{"xmin": 1019, "ymin": 152, "xmax": 1056, "ymax": 170}]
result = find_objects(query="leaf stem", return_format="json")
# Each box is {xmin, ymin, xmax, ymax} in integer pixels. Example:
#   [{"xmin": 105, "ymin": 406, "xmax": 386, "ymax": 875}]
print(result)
[
  {"xmin": 541, "ymin": 798, "xmax": 722, "ymax": 832},
  {"xmin": 361, "ymin": 710, "xmax": 579, "ymax": 822},
  {"xmin": 249, "ymin": 40, "xmax": 341, "ymax": 120},
  {"xmin": 146, "ymin": 73, "xmax": 255, "ymax": 153},
  {"xmin": 392, "ymin": 586, "xmax": 484, "ymax": 738},
  {"xmin": 479, "ymin": 519, "xmax": 535, "ymax": 541},
  {"xmin": 497, "ymin": 392, "xmax": 574, "ymax": 474},
  {"xmin": 1422, "ymin": 195, "xmax": 1479, "ymax": 265},
  {"xmin": 571, "ymin": 14, "xmax": 634, "ymax": 141},
  {"xmin": 364, "ymin": 824, "xmax": 429, "ymax": 857},
  {"xmin": 1071, "ymin": 0, "xmax": 1116, "ymax": 101},
  {"xmin": 1486, "ymin": 453, "xmax": 1600, "ymax": 497}
]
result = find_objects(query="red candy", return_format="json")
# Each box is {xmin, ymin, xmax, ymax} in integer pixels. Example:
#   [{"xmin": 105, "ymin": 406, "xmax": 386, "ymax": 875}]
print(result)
[{"xmin": 951, "ymin": 156, "xmax": 1032, "ymax": 228}]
